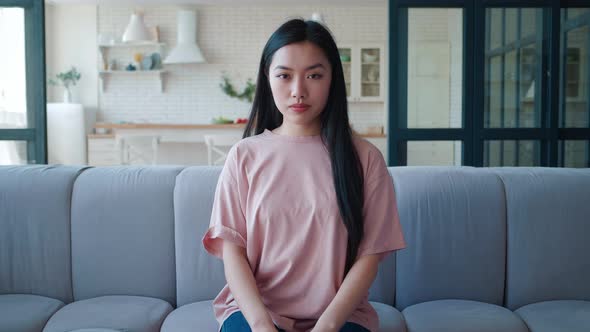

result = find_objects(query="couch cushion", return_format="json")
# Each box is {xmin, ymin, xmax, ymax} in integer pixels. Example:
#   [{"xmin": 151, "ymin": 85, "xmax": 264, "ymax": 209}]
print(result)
[
  {"xmin": 391, "ymin": 167, "xmax": 506, "ymax": 310},
  {"xmin": 70, "ymin": 166, "xmax": 183, "ymax": 305},
  {"xmin": 402, "ymin": 299, "xmax": 528, "ymax": 332},
  {"xmin": 68, "ymin": 329, "xmax": 123, "ymax": 332},
  {"xmin": 160, "ymin": 300, "xmax": 218, "ymax": 332},
  {"xmin": 371, "ymin": 301, "xmax": 407, "ymax": 332},
  {"xmin": 515, "ymin": 300, "xmax": 590, "ymax": 332},
  {"xmin": 160, "ymin": 300, "xmax": 406, "ymax": 332},
  {"xmin": 173, "ymin": 167, "xmax": 226, "ymax": 307},
  {"xmin": 42, "ymin": 295, "xmax": 173, "ymax": 332},
  {"xmin": 492, "ymin": 168, "xmax": 590, "ymax": 310},
  {"xmin": 0, "ymin": 165, "xmax": 88, "ymax": 303},
  {"xmin": 0, "ymin": 294, "xmax": 64, "ymax": 332}
]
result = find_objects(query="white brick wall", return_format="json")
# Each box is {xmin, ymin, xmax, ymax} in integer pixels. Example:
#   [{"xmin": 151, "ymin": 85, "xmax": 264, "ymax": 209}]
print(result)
[{"xmin": 97, "ymin": 3, "xmax": 388, "ymax": 127}]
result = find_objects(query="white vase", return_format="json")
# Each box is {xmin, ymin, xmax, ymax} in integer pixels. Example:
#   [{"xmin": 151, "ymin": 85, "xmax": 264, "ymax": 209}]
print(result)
[{"xmin": 63, "ymin": 88, "xmax": 72, "ymax": 103}]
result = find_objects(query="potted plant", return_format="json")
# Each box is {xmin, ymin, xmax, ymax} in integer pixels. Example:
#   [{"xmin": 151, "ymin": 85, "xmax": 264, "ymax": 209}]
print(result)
[{"xmin": 48, "ymin": 67, "xmax": 81, "ymax": 103}]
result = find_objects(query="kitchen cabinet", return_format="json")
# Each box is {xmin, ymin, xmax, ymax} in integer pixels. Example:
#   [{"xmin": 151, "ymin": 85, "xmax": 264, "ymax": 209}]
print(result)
[
  {"xmin": 87, "ymin": 135, "xmax": 118, "ymax": 166},
  {"xmin": 338, "ymin": 44, "xmax": 385, "ymax": 102},
  {"xmin": 98, "ymin": 42, "xmax": 167, "ymax": 92}
]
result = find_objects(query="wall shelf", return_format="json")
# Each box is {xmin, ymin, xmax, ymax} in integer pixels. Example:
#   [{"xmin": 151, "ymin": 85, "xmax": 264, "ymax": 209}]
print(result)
[{"xmin": 98, "ymin": 70, "xmax": 168, "ymax": 93}]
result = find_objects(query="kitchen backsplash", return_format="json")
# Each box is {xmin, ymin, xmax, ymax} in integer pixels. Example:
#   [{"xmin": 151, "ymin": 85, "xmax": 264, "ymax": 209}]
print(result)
[{"xmin": 96, "ymin": 3, "xmax": 387, "ymax": 130}]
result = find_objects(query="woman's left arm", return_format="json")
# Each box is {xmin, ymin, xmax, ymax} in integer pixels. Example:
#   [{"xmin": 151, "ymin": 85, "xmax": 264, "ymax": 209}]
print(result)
[{"xmin": 312, "ymin": 254, "xmax": 381, "ymax": 332}]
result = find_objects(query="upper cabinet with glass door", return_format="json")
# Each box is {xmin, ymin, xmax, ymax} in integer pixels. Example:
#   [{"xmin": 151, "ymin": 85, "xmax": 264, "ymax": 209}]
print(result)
[{"xmin": 338, "ymin": 44, "xmax": 384, "ymax": 102}]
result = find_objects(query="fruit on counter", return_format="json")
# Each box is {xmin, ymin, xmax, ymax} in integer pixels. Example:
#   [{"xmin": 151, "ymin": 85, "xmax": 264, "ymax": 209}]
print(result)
[{"xmin": 211, "ymin": 116, "xmax": 249, "ymax": 124}]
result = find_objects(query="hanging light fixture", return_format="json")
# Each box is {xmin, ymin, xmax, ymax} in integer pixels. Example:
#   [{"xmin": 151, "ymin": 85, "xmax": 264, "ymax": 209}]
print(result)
[{"xmin": 122, "ymin": 10, "xmax": 150, "ymax": 43}]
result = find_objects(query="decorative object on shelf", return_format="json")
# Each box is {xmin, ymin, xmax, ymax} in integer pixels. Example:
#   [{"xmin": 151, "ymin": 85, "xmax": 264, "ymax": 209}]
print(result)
[
  {"xmin": 150, "ymin": 53, "xmax": 162, "ymax": 69},
  {"xmin": 362, "ymin": 53, "xmax": 378, "ymax": 62},
  {"xmin": 48, "ymin": 66, "xmax": 81, "ymax": 103},
  {"xmin": 367, "ymin": 67, "xmax": 378, "ymax": 82},
  {"xmin": 122, "ymin": 10, "xmax": 151, "ymax": 43},
  {"xmin": 220, "ymin": 73, "xmax": 256, "ymax": 103},
  {"xmin": 125, "ymin": 63, "xmax": 137, "ymax": 71},
  {"xmin": 150, "ymin": 26, "xmax": 160, "ymax": 42},
  {"xmin": 109, "ymin": 59, "xmax": 117, "ymax": 71},
  {"xmin": 164, "ymin": 9, "xmax": 206, "ymax": 64},
  {"xmin": 133, "ymin": 52, "xmax": 143, "ymax": 63},
  {"xmin": 141, "ymin": 56, "xmax": 153, "ymax": 70},
  {"xmin": 340, "ymin": 54, "xmax": 350, "ymax": 62}
]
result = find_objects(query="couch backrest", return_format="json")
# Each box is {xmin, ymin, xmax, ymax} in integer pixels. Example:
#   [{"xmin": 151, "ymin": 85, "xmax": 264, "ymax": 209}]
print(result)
[
  {"xmin": 492, "ymin": 167, "xmax": 590, "ymax": 310},
  {"xmin": 70, "ymin": 166, "xmax": 182, "ymax": 306},
  {"xmin": 0, "ymin": 165, "xmax": 87, "ymax": 303},
  {"xmin": 392, "ymin": 167, "xmax": 507, "ymax": 310},
  {"xmin": 174, "ymin": 166, "xmax": 399, "ymax": 306},
  {"xmin": 174, "ymin": 167, "xmax": 226, "ymax": 306}
]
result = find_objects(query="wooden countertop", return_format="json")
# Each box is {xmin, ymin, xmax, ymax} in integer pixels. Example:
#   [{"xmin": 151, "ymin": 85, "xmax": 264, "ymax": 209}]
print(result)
[
  {"xmin": 91, "ymin": 123, "xmax": 386, "ymax": 138},
  {"xmin": 94, "ymin": 123, "xmax": 246, "ymax": 130}
]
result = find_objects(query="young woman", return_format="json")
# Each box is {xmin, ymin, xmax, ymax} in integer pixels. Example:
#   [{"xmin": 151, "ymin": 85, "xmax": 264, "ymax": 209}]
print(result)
[{"xmin": 203, "ymin": 18, "xmax": 405, "ymax": 332}]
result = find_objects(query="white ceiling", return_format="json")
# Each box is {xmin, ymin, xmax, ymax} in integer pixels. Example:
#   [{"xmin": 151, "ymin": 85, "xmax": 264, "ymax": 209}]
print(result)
[{"xmin": 46, "ymin": 0, "xmax": 385, "ymax": 5}]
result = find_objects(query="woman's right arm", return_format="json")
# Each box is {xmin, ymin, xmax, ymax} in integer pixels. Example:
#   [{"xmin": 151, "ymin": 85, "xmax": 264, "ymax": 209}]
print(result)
[{"xmin": 223, "ymin": 241, "xmax": 277, "ymax": 332}]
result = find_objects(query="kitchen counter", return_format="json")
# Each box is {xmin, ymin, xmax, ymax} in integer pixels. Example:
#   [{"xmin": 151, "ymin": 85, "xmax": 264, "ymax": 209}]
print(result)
[
  {"xmin": 94, "ymin": 123, "xmax": 246, "ymax": 130},
  {"xmin": 92, "ymin": 123, "xmax": 386, "ymax": 138},
  {"xmin": 88, "ymin": 123, "xmax": 388, "ymax": 166}
]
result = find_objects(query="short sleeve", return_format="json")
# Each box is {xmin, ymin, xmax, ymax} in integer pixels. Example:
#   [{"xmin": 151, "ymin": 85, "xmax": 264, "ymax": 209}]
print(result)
[
  {"xmin": 357, "ymin": 149, "xmax": 406, "ymax": 262},
  {"xmin": 202, "ymin": 146, "xmax": 248, "ymax": 259}
]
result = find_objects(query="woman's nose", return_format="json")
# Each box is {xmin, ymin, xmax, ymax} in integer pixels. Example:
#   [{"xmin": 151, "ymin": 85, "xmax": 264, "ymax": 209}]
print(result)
[{"xmin": 291, "ymin": 77, "xmax": 307, "ymax": 99}]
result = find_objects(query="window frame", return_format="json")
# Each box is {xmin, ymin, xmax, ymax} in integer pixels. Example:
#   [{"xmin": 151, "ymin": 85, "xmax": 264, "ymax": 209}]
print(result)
[
  {"xmin": 0, "ymin": 0, "xmax": 47, "ymax": 164},
  {"xmin": 389, "ymin": 0, "xmax": 590, "ymax": 167}
]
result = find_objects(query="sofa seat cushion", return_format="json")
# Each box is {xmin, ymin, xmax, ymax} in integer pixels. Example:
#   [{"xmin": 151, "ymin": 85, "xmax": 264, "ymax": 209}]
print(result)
[
  {"xmin": 160, "ymin": 300, "xmax": 406, "ymax": 332},
  {"xmin": 68, "ymin": 329, "xmax": 123, "ymax": 332},
  {"xmin": 160, "ymin": 300, "xmax": 218, "ymax": 332},
  {"xmin": 515, "ymin": 300, "xmax": 590, "ymax": 332},
  {"xmin": 42, "ymin": 295, "xmax": 173, "ymax": 332},
  {"xmin": 371, "ymin": 301, "xmax": 407, "ymax": 332},
  {"xmin": 402, "ymin": 299, "xmax": 528, "ymax": 332},
  {"xmin": 0, "ymin": 294, "xmax": 64, "ymax": 332}
]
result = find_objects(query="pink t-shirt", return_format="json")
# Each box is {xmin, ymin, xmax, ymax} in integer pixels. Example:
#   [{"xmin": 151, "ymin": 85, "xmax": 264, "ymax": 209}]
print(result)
[{"xmin": 202, "ymin": 128, "xmax": 406, "ymax": 332}]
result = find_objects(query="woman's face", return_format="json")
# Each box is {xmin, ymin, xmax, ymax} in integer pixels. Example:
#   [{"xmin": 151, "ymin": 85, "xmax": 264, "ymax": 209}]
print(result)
[{"xmin": 268, "ymin": 41, "xmax": 332, "ymax": 132}]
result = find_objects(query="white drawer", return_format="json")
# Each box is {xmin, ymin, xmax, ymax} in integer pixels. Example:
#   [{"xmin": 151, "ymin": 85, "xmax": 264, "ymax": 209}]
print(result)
[
  {"xmin": 88, "ymin": 138, "xmax": 116, "ymax": 152},
  {"xmin": 88, "ymin": 149, "xmax": 118, "ymax": 166}
]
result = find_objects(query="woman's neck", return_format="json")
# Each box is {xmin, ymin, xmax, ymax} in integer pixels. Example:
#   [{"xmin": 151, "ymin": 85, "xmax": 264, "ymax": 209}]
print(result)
[{"xmin": 272, "ymin": 123, "xmax": 321, "ymax": 137}]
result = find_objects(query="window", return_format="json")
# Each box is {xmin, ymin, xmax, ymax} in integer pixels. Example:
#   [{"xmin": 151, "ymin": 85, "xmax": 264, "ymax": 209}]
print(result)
[{"xmin": 389, "ymin": 0, "xmax": 590, "ymax": 168}]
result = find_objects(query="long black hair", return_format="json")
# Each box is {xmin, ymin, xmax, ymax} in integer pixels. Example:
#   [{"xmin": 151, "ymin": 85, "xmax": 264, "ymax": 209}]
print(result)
[{"xmin": 243, "ymin": 18, "xmax": 364, "ymax": 277}]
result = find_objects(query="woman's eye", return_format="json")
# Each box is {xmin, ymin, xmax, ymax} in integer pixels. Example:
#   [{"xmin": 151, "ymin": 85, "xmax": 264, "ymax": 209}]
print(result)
[
  {"xmin": 308, "ymin": 73, "xmax": 323, "ymax": 79},
  {"xmin": 276, "ymin": 74, "xmax": 289, "ymax": 79}
]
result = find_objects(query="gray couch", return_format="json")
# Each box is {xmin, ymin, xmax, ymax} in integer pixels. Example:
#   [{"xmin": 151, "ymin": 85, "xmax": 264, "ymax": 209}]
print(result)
[{"xmin": 1, "ymin": 165, "xmax": 589, "ymax": 332}]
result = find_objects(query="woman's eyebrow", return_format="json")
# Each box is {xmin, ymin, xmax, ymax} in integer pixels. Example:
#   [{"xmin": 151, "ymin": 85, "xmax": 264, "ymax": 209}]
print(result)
[{"xmin": 273, "ymin": 63, "xmax": 326, "ymax": 71}]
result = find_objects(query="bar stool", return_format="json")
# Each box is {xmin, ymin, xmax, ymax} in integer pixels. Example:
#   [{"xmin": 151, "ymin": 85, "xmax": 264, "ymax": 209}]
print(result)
[
  {"xmin": 203, "ymin": 134, "xmax": 242, "ymax": 166},
  {"xmin": 116, "ymin": 134, "xmax": 161, "ymax": 165}
]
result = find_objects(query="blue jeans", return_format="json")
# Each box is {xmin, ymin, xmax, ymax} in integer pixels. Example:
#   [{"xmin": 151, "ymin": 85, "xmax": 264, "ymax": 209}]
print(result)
[{"xmin": 221, "ymin": 311, "xmax": 370, "ymax": 332}]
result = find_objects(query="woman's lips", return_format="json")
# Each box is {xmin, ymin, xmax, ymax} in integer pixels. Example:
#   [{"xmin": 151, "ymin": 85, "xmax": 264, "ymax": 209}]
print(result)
[{"xmin": 290, "ymin": 105, "xmax": 310, "ymax": 113}]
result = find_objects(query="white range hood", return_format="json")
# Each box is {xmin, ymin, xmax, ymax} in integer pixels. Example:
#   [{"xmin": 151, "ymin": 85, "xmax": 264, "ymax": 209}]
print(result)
[{"xmin": 164, "ymin": 9, "xmax": 206, "ymax": 64}]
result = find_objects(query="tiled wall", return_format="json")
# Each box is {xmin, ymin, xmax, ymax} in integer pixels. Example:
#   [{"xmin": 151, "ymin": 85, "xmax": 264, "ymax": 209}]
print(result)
[{"xmin": 97, "ymin": 3, "xmax": 387, "ymax": 130}]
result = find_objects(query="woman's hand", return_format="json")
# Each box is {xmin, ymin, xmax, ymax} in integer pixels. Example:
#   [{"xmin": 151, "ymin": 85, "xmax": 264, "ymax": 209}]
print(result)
[{"xmin": 310, "ymin": 327, "xmax": 338, "ymax": 332}]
